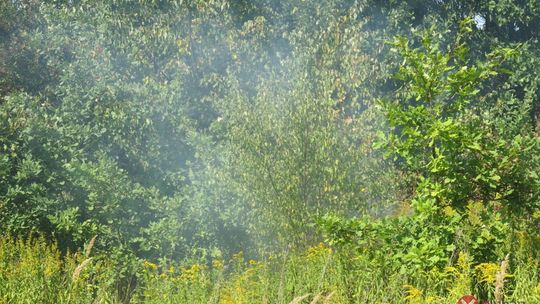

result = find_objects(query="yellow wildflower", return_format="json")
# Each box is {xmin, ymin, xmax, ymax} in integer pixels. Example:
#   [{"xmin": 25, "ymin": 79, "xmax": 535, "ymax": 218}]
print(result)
[
  {"xmin": 476, "ymin": 262, "xmax": 499, "ymax": 284},
  {"xmin": 143, "ymin": 260, "xmax": 158, "ymax": 270},
  {"xmin": 305, "ymin": 242, "xmax": 331, "ymax": 261},
  {"xmin": 212, "ymin": 259, "xmax": 224, "ymax": 269},
  {"xmin": 404, "ymin": 285, "xmax": 423, "ymax": 303},
  {"xmin": 181, "ymin": 263, "xmax": 203, "ymax": 281}
]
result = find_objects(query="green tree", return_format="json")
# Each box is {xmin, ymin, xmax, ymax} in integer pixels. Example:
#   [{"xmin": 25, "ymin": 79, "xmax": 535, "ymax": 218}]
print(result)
[{"xmin": 379, "ymin": 19, "xmax": 539, "ymax": 216}]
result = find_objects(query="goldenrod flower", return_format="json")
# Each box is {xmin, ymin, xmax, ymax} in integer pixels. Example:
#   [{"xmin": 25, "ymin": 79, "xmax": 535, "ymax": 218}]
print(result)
[
  {"xmin": 404, "ymin": 285, "xmax": 423, "ymax": 303},
  {"xmin": 476, "ymin": 262, "xmax": 499, "ymax": 284},
  {"xmin": 305, "ymin": 242, "xmax": 331, "ymax": 261},
  {"xmin": 212, "ymin": 259, "xmax": 224, "ymax": 269},
  {"xmin": 181, "ymin": 263, "xmax": 203, "ymax": 281},
  {"xmin": 143, "ymin": 260, "xmax": 158, "ymax": 270}
]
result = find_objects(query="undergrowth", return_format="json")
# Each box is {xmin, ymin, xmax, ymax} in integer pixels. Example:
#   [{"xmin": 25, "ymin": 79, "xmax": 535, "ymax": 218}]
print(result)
[{"xmin": 0, "ymin": 235, "xmax": 539, "ymax": 304}]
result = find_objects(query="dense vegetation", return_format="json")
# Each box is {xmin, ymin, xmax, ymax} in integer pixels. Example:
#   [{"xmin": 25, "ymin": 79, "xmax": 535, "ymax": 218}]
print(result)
[{"xmin": 1, "ymin": 0, "xmax": 539, "ymax": 303}]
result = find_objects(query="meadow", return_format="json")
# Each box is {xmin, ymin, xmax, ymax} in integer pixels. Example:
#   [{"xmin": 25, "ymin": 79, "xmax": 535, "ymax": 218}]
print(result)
[{"xmin": 1, "ymin": 234, "xmax": 539, "ymax": 303}]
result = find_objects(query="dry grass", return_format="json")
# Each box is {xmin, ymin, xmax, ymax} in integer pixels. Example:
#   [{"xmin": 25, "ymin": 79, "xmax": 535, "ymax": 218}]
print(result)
[
  {"xmin": 309, "ymin": 293, "xmax": 322, "ymax": 304},
  {"xmin": 288, "ymin": 294, "xmax": 310, "ymax": 304},
  {"xmin": 72, "ymin": 236, "xmax": 98, "ymax": 282},
  {"xmin": 287, "ymin": 291, "xmax": 334, "ymax": 304},
  {"xmin": 72, "ymin": 257, "xmax": 93, "ymax": 282},
  {"xmin": 494, "ymin": 253, "xmax": 510, "ymax": 304},
  {"xmin": 85, "ymin": 235, "xmax": 97, "ymax": 258}
]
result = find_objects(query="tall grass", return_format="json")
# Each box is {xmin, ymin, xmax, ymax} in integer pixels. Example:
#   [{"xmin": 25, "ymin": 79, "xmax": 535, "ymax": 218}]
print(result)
[
  {"xmin": 0, "ymin": 235, "xmax": 120, "ymax": 304},
  {"xmin": 0, "ymin": 236, "xmax": 539, "ymax": 303}
]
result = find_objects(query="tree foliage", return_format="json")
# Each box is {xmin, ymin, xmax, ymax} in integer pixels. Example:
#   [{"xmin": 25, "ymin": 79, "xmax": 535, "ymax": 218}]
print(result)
[{"xmin": 0, "ymin": 1, "xmax": 539, "ymax": 276}]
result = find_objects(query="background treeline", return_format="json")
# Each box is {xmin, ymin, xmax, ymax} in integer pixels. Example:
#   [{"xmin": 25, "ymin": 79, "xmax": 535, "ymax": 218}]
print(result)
[{"xmin": 1, "ymin": 0, "xmax": 540, "ymax": 303}]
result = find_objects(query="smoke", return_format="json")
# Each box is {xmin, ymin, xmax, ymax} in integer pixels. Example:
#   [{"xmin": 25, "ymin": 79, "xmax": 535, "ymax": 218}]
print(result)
[{"xmin": 2, "ymin": 0, "xmax": 406, "ymax": 259}]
